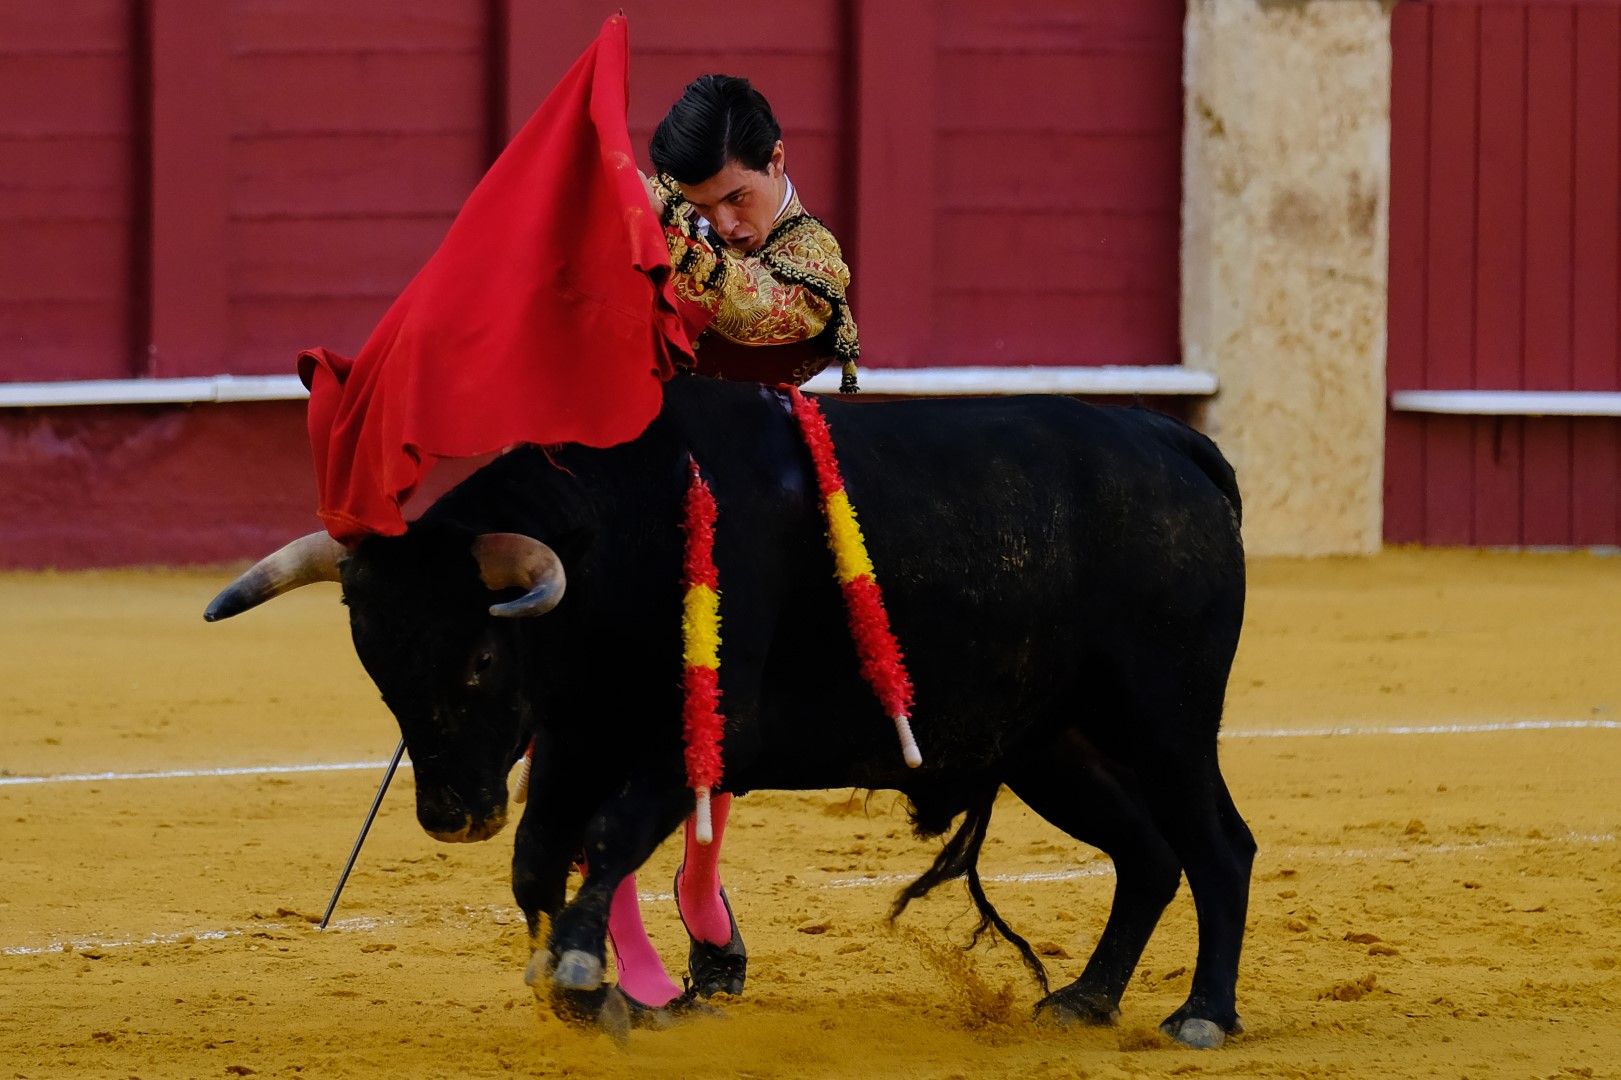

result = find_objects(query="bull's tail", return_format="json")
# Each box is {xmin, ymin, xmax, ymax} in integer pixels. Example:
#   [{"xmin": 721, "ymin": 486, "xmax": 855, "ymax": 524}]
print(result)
[{"xmin": 889, "ymin": 787, "xmax": 1049, "ymax": 993}]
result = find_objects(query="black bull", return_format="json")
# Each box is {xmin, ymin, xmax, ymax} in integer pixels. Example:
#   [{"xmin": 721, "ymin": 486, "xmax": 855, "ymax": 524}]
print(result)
[{"xmin": 207, "ymin": 376, "xmax": 1254, "ymax": 1048}]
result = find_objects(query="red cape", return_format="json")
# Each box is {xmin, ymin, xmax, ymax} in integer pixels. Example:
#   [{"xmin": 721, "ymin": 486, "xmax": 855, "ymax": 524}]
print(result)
[{"xmin": 298, "ymin": 15, "xmax": 693, "ymax": 544}]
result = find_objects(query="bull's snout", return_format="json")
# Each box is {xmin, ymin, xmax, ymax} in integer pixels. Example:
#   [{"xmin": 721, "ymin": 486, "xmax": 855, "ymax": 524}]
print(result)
[{"xmin": 416, "ymin": 785, "xmax": 508, "ymax": 843}]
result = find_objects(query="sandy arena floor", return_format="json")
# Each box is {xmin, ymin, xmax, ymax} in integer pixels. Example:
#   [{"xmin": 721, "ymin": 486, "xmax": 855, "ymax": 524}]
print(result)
[{"xmin": 2, "ymin": 549, "xmax": 1618, "ymax": 1079}]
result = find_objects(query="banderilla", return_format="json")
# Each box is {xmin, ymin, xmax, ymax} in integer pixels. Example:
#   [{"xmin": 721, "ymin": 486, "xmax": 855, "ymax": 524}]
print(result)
[{"xmin": 319, "ymin": 738, "xmax": 406, "ymax": 930}]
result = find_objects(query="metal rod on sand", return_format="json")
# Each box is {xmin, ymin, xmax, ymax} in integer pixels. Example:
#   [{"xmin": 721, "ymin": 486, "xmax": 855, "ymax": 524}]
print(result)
[{"xmin": 319, "ymin": 738, "xmax": 406, "ymax": 930}]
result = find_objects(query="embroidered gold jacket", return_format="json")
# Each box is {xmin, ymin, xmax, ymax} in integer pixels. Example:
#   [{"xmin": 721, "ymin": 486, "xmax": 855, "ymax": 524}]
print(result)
[{"xmin": 654, "ymin": 173, "xmax": 859, "ymax": 389}]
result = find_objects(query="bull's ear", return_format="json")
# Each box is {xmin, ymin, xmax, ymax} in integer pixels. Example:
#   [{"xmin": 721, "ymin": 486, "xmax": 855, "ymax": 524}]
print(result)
[
  {"xmin": 472, "ymin": 533, "xmax": 566, "ymax": 618},
  {"xmin": 204, "ymin": 532, "xmax": 346, "ymax": 621}
]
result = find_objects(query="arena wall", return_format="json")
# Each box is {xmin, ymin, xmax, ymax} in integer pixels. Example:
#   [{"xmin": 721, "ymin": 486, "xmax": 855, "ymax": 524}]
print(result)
[
  {"xmin": 0, "ymin": 1, "xmax": 1193, "ymax": 569},
  {"xmin": 1181, "ymin": 0, "xmax": 1394, "ymax": 557}
]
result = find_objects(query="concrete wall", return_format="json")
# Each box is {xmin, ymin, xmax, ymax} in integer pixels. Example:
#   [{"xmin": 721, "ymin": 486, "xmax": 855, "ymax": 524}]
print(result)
[{"xmin": 1182, "ymin": 0, "xmax": 1393, "ymax": 556}]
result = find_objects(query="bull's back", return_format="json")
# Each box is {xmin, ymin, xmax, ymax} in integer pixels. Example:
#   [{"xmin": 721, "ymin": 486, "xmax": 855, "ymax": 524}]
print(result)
[
  {"xmin": 819, "ymin": 394, "xmax": 1242, "ymax": 591},
  {"xmin": 752, "ymin": 391, "xmax": 1245, "ymax": 778}
]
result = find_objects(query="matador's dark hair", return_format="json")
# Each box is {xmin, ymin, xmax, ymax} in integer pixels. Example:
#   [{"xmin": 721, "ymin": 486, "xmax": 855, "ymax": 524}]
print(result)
[{"xmin": 649, "ymin": 74, "xmax": 781, "ymax": 185}]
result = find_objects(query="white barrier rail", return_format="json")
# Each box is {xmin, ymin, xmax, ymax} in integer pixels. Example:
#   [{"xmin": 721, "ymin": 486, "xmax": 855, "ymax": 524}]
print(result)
[
  {"xmin": 0, "ymin": 374, "xmax": 308, "ymax": 408},
  {"xmin": 1391, "ymin": 389, "xmax": 1621, "ymax": 417},
  {"xmin": 0, "ymin": 367, "xmax": 1217, "ymax": 409},
  {"xmin": 802, "ymin": 365, "xmax": 1217, "ymax": 396}
]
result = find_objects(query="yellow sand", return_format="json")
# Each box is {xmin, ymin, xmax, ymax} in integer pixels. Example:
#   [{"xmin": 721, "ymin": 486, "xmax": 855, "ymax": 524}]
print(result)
[{"xmin": 1, "ymin": 550, "xmax": 1618, "ymax": 1078}]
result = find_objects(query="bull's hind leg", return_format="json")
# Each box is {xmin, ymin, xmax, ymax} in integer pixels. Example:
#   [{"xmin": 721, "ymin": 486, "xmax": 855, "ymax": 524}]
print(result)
[
  {"xmin": 1144, "ymin": 763, "xmax": 1255, "ymax": 1047},
  {"xmin": 1008, "ymin": 730, "xmax": 1181, "ymax": 1026}
]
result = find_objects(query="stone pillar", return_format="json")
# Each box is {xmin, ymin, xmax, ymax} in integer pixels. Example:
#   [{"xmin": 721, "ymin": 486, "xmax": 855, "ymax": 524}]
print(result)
[{"xmin": 1182, "ymin": 0, "xmax": 1392, "ymax": 556}]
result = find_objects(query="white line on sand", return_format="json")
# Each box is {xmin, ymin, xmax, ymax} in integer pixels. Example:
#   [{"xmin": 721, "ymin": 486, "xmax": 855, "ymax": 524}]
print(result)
[
  {"xmin": 0, "ymin": 914, "xmax": 393, "ymax": 957},
  {"xmin": 0, "ymin": 760, "xmax": 414, "ymax": 788},
  {"xmin": 2, "ymin": 718, "xmax": 1613, "ymax": 789},
  {"xmin": 5, "ymin": 832, "xmax": 1612, "ymax": 959},
  {"xmin": 1224, "ymin": 719, "xmax": 1620, "ymax": 738}
]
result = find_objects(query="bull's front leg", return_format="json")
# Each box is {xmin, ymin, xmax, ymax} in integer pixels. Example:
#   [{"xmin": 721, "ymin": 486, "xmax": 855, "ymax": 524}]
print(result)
[
  {"xmin": 511, "ymin": 747, "xmax": 598, "ymax": 965},
  {"xmin": 545, "ymin": 774, "xmax": 692, "ymax": 1007}
]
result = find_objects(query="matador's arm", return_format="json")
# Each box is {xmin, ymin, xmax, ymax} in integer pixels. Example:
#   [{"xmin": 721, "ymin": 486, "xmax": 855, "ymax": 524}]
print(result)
[{"xmin": 651, "ymin": 174, "xmax": 854, "ymax": 355}]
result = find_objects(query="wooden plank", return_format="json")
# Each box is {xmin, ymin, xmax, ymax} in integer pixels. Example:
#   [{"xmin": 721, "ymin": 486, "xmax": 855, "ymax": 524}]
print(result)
[
  {"xmin": 230, "ymin": 53, "xmax": 485, "ymax": 136},
  {"xmin": 1384, "ymin": 414, "xmax": 1427, "ymax": 544},
  {"xmin": 1472, "ymin": 6, "xmax": 1526, "ymax": 393},
  {"xmin": 0, "ymin": 138, "xmax": 128, "ymax": 221},
  {"xmin": 1424, "ymin": 415, "xmax": 1477, "ymax": 545},
  {"xmin": 936, "ymin": 50, "xmax": 1182, "ymax": 134},
  {"xmin": 0, "ymin": 1, "xmax": 128, "ymax": 53},
  {"xmin": 0, "ymin": 56, "xmax": 130, "ymax": 136},
  {"xmin": 1385, "ymin": 0, "xmax": 1430, "ymax": 418},
  {"xmin": 1386, "ymin": 1, "xmax": 1430, "ymax": 393},
  {"xmin": 227, "ymin": 217, "xmax": 454, "ymax": 297},
  {"xmin": 0, "ymin": 300, "xmax": 132, "ymax": 381},
  {"xmin": 144, "ymin": 0, "xmax": 229, "ymax": 378},
  {"xmin": 1520, "ymin": 419, "xmax": 1575, "ymax": 544},
  {"xmin": 1473, "ymin": 416, "xmax": 1524, "ymax": 545},
  {"xmin": 1522, "ymin": 4, "xmax": 1576, "ymax": 392},
  {"xmin": 0, "ymin": 400, "xmax": 318, "ymax": 569},
  {"xmin": 935, "ymin": 209, "xmax": 1177, "ymax": 294},
  {"xmin": 938, "ymin": 132, "xmax": 1181, "ymax": 213},
  {"xmin": 0, "ymin": 221, "xmax": 127, "ymax": 302},
  {"xmin": 938, "ymin": 0, "xmax": 1184, "ymax": 52},
  {"xmin": 1423, "ymin": 4, "xmax": 1478, "ymax": 393},
  {"xmin": 1521, "ymin": 5, "xmax": 1577, "ymax": 543},
  {"xmin": 230, "ymin": 0, "xmax": 484, "ymax": 55},
  {"xmin": 1422, "ymin": 4, "xmax": 1479, "ymax": 543},
  {"xmin": 932, "ymin": 290, "xmax": 1178, "ymax": 365},
  {"xmin": 228, "ymin": 297, "xmax": 397, "ymax": 374},
  {"xmin": 500, "ymin": 2, "xmax": 600, "ymax": 142},
  {"xmin": 229, "ymin": 134, "xmax": 482, "ymax": 218},
  {"xmin": 1471, "ymin": 6, "xmax": 1527, "ymax": 544},
  {"xmin": 630, "ymin": 54, "xmax": 843, "ymax": 132},
  {"xmin": 1572, "ymin": 419, "xmax": 1620, "ymax": 544},
  {"xmin": 587, "ymin": 0, "xmax": 843, "ymax": 53},
  {"xmin": 1570, "ymin": 4, "xmax": 1620, "ymax": 544},
  {"xmin": 853, "ymin": 0, "xmax": 936, "ymax": 366},
  {"xmin": 0, "ymin": 4, "xmax": 132, "ymax": 384}
]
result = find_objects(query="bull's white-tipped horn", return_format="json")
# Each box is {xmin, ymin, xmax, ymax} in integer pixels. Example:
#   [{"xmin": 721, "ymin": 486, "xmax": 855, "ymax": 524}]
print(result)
[
  {"xmin": 203, "ymin": 531, "xmax": 346, "ymax": 622},
  {"xmin": 474, "ymin": 533, "xmax": 566, "ymax": 618}
]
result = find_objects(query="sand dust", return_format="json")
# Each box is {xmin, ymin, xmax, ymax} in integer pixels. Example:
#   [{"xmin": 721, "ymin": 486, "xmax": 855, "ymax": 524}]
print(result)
[{"xmin": 1, "ymin": 549, "xmax": 1618, "ymax": 1078}]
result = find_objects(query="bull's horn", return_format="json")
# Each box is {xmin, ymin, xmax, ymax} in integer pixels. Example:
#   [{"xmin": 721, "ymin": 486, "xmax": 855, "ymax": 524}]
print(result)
[
  {"xmin": 203, "ymin": 531, "xmax": 346, "ymax": 622},
  {"xmin": 473, "ymin": 533, "xmax": 566, "ymax": 618}
]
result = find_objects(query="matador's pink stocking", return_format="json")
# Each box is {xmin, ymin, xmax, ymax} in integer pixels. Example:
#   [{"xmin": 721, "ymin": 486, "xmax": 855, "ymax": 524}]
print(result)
[
  {"xmin": 677, "ymin": 792, "xmax": 733, "ymax": 945},
  {"xmin": 605, "ymin": 873, "xmax": 681, "ymax": 1008}
]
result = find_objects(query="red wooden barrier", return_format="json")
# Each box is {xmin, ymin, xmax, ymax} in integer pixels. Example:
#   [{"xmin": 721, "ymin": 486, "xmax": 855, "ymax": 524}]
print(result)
[
  {"xmin": 0, "ymin": 1, "xmax": 1186, "ymax": 567},
  {"xmin": 1386, "ymin": 0, "xmax": 1621, "ymax": 546}
]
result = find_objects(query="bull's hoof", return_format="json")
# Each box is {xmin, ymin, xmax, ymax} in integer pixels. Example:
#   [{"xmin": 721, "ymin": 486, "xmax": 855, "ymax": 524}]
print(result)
[
  {"xmin": 1035, "ymin": 987, "xmax": 1120, "ymax": 1027},
  {"xmin": 523, "ymin": 949, "xmax": 552, "ymax": 987},
  {"xmin": 547, "ymin": 983, "xmax": 612, "ymax": 1028},
  {"xmin": 1161, "ymin": 1017, "xmax": 1227, "ymax": 1049},
  {"xmin": 552, "ymin": 948, "xmax": 605, "ymax": 992}
]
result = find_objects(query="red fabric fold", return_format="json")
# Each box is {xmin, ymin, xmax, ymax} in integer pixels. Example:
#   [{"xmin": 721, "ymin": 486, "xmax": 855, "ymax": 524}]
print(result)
[{"xmin": 298, "ymin": 15, "xmax": 692, "ymax": 543}]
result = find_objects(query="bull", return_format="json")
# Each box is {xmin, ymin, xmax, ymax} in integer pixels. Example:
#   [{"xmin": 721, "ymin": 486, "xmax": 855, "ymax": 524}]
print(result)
[{"xmin": 206, "ymin": 375, "xmax": 1254, "ymax": 1048}]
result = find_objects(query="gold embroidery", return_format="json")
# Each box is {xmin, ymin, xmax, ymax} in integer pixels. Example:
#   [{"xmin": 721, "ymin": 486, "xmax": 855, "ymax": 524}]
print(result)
[{"xmin": 657, "ymin": 177, "xmax": 861, "ymax": 366}]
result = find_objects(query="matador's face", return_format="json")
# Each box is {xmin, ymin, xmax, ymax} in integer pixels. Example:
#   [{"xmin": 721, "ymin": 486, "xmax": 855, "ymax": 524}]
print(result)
[{"xmin": 678, "ymin": 141, "xmax": 787, "ymax": 255}]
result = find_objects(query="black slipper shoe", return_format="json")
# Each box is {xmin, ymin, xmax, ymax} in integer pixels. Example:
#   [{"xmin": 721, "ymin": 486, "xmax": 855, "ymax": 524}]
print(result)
[
  {"xmin": 675, "ymin": 866, "xmax": 748, "ymax": 997},
  {"xmin": 616, "ymin": 983, "xmax": 722, "ymax": 1030}
]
